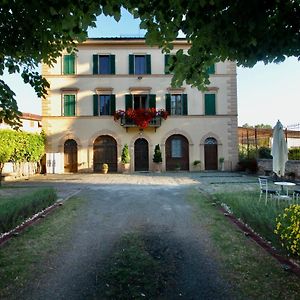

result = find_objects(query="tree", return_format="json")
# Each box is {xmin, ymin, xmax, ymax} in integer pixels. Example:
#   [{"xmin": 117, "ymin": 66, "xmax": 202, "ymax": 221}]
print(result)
[
  {"xmin": 1, "ymin": 1, "xmax": 300, "ymax": 125},
  {"xmin": 153, "ymin": 144, "xmax": 162, "ymax": 163}
]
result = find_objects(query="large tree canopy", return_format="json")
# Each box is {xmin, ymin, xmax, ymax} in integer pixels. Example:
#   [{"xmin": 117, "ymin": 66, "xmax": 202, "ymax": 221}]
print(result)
[{"xmin": 0, "ymin": 0, "xmax": 299, "ymax": 126}]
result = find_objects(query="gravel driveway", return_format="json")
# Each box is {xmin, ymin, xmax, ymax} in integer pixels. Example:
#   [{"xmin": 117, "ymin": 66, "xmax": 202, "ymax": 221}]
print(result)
[{"xmin": 9, "ymin": 173, "xmax": 256, "ymax": 299}]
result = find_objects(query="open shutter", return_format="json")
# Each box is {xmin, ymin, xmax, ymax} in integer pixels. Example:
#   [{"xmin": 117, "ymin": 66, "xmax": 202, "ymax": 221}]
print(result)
[
  {"xmin": 165, "ymin": 94, "xmax": 171, "ymax": 114},
  {"xmin": 125, "ymin": 94, "xmax": 132, "ymax": 110},
  {"xmin": 207, "ymin": 64, "xmax": 215, "ymax": 75},
  {"xmin": 146, "ymin": 55, "xmax": 151, "ymax": 74},
  {"xmin": 93, "ymin": 94, "xmax": 98, "ymax": 116},
  {"xmin": 149, "ymin": 94, "xmax": 156, "ymax": 109},
  {"xmin": 110, "ymin": 55, "xmax": 115, "ymax": 74},
  {"xmin": 205, "ymin": 94, "xmax": 216, "ymax": 115},
  {"xmin": 164, "ymin": 55, "xmax": 170, "ymax": 74},
  {"xmin": 182, "ymin": 94, "xmax": 188, "ymax": 115},
  {"xmin": 110, "ymin": 94, "xmax": 116, "ymax": 115},
  {"xmin": 129, "ymin": 55, "xmax": 134, "ymax": 74},
  {"xmin": 93, "ymin": 55, "xmax": 98, "ymax": 74}
]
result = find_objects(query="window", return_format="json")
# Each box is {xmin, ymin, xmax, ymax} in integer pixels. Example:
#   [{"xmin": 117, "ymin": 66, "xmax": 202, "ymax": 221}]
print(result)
[
  {"xmin": 93, "ymin": 54, "xmax": 115, "ymax": 74},
  {"xmin": 63, "ymin": 54, "xmax": 75, "ymax": 74},
  {"xmin": 63, "ymin": 95, "xmax": 76, "ymax": 116},
  {"xmin": 165, "ymin": 94, "xmax": 188, "ymax": 115},
  {"xmin": 204, "ymin": 94, "xmax": 216, "ymax": 115},
  {"xmin": 171, "ymin": 139, "xmax": 182, "ymax": 158},
  {"xmin": 93, "ymin": 94, "xmax": 116, "ymax": 116},
  {"xmin": 125, "ymin": 94, "xmax": 156, "ymax": 110},
  {"xmin": 207, "ymin": 64, "xmax": 215, "ymax": 75},
  {"xmin": 129, "ymin": 54, "xmax": 151, "ymax": 74}
]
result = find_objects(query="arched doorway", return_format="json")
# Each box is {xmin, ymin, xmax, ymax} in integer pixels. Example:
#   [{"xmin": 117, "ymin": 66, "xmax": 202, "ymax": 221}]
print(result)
[
  {"xmin": 64, "ymin": 139, "xmax": 78, "ymax": 173},
  {"xmin": 204, "ymin": 137, "xmax": 218, "ymax": 170},
  {"xmin": 166, "ymin": 134, "xmax": 189, "ymax": 171},
  {"xmin": 93, "ymin": 135, "xmax": 117, "ymax": 172},
  {"xmin": 134, "ymin": 138, "xmax": 149, "ymax": 171}
]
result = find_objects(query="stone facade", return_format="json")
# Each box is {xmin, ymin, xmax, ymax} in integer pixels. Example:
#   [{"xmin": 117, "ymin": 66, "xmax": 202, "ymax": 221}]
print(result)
[{"xmin": 42, "ymin": 38, "xmax": 238, "ymax": 173}]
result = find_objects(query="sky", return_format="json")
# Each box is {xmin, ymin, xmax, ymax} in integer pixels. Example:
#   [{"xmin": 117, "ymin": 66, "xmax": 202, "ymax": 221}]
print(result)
[{"xmin": 2, "ymin": 9, "xmax": 299, "ymax": 128}]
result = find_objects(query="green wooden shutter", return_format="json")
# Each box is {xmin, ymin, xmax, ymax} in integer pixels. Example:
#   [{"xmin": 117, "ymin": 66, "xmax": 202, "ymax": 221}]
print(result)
[
  {"xmin": 146, "ymin": 54, "xmax": 151, "ymax": 74},
  {"xmin": 207, "ymin": 64, "xmax": 215, "ymax": 74},
  {"xmin": 165, "ymin": 94, "xmax": 171, "ymax": 114},
  {"xmin": 63, "ymin": 55, "xmax": 69, "ymax": 74},
  {"xmin": 93, "ymin": 55, "xmax": 98, "ymax": 74},
  {"xmin": 93, "ymin": 94, "xmax": 98, "ymax": 116},
  {"xmin": 110, "ymin": 55, "xmax": 115, "ymax": 74},
  {"xmin": 129, "ymin": 55, "xmax": 134, "ymax": 74},
  {"xmin": 205, "ymin": 94, "xmax": 216, "ymax": 115},
  {"xmin": 68, "ymin": 54, "xmax": 75, "ymax": 74},
  {"xmin": 110, "ymin": 94, "xmax": 116, "ymax": 115},
  {"xmin": 125, "ymin": 94, "xmax": 133, "ymax": 110},
  {"xmin": 64, "ymin": 95, "xmax": 75, "ymax": 116},
  {"xmin": 182, "ymin": 94, "xmax": 188, "ymax": 115},
  {"xmin": 149, "ymin": 94, "xmax": 156, "ymax": 109},
  {"xmin": 165, "ymin": 55, "xmax": 170, "ymax": 74}
]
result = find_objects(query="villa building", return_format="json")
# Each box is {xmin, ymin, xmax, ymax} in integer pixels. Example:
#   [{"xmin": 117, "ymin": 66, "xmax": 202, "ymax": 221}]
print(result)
[{"xmin": 42, "ymin": 38, "xmax": 238, "ymax": 173}]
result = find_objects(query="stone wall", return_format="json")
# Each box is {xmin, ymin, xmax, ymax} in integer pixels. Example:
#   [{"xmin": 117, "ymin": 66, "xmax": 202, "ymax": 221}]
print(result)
[{"xmin": 258, "ymin": 159, "xmax": 300, "ymax": 178}]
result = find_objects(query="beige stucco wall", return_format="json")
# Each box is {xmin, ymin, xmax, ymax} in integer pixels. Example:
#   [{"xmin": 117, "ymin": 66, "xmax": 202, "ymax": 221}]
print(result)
[{"xmin": 42, "ymin": 39, "xmax": 238, "ymax": 173}]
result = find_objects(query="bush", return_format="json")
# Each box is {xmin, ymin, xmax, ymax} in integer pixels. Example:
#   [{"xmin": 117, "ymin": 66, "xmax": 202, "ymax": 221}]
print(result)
[
  {"xmin": 237, "ymin": 158, "xmax": 258, "ymax": 173},
  {"xmin": 288, "ymin": 148, "xmax": 300, "ymax": 160},
  {"xmin": 274, "ymin": 205, "xmax": 300, "ymax": 256},
  {"xmin": 121, "ymin": 144, "xmax": 130, "ymax": 164},
  {"xmin": 0, "ymin": 188, "xmax": 57, "ymax": 234},
  {"xmin": 153, "ymin": 144, "xmax": 162, "ymax": 163},
  {"xmin": 258, "ymin": 147, "xmax": 272, "ymax": 159}
]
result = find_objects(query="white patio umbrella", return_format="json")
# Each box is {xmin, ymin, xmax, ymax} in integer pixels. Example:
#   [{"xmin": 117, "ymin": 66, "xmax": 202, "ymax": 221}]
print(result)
[{"xmin": 271, "ymin": 120, "xmax": 288, "ymax": 177}]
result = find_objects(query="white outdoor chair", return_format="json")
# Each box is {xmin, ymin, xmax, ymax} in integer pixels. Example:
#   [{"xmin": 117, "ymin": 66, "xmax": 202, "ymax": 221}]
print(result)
[
  {"xmin": 258, "ymin": 177, "xmax": 279, "ymax": 204},
  {"xmin": 293, "ymin": 189, "xmax": 300, "ymax": 203}
]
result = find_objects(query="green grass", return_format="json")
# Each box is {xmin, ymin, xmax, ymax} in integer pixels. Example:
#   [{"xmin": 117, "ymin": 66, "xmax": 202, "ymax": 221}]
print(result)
[
  {"xmin": 188, "ymin": 189, "xmax": 300, "ymax": 299},
  {"xmin": 0, "ymin": 196, "xmax": 85, "ymax": 299},
  {"xmin": 213, "ymin": 191, "xmax": 290, "ymax": 250},
  {"xmin": 0, "ymin": 188, "xmax": 57, "ymax": 234}
]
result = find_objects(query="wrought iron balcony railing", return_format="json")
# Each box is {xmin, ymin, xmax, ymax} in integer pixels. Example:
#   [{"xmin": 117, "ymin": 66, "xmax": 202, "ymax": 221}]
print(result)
[{"xmin": 120, "ymin": 116, "xmax": 162, "ymax": 128}]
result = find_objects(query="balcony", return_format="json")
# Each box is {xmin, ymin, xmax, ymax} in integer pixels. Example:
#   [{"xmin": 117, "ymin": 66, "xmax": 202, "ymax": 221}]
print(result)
[{"xmin": 120, "ymin": 115, "xmax": 162, "ymax": 128}]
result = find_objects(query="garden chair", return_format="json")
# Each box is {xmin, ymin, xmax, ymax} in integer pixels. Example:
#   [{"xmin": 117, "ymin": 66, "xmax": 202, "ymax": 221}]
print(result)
[{"xmin": 258, "ymin": 177, "xmax": 279, "ymax": 204}]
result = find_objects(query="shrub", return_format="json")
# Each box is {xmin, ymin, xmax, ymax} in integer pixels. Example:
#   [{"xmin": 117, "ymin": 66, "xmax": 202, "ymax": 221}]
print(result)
[
  {"xmin": 288, "ymin": 148, "xmax": 300, "ymax": 160},
  {"xmin": 258, "ymin": 147, "xmax": 272, "ymax": 159},
  {"xmin": 121, "ymin": 144, "xmax": 130, "ymax": 164},
  {"xmin": 274, "ymin": 205, "xmax": 300, "ymax": 256},
  {"xmin": 237, "ymin": 158, "xmax": 258, "ymax": 173},
  {"xmin": 193, "ymin": 160, "xmax": 201, "ymax": 166},
  {"xmin": 0, "ymin": 188, "xmax": 57, "ymax": 234},
  {"xmin": 153, "ymin": 144, "xmax": 162, "ymax": 163}
]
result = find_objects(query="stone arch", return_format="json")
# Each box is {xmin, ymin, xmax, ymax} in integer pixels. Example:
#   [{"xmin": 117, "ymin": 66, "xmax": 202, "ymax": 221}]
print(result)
[
  {"xmin": 161, "ymin": 128, "xmax": 194, "ymax": 146},
  {"xmin": 200, "ymin": 132, "xmax": 222, "ymax": 146},
  {"xmin": 57, "ymin": 133, "xmax": 82, "ymax": 152}
]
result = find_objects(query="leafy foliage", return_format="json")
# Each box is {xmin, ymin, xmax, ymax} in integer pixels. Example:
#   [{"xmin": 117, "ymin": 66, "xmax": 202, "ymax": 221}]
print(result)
[
  {"xmin": 153, "ymin": 144, "xmax": 162, "ymax": 163},
  {"xmin": 288, "ymin": 148, "xmax": 300, "ymax": 160},
  {"xmin": 121, "ymin": 144, "xmax": 130, "ymax": 164}
]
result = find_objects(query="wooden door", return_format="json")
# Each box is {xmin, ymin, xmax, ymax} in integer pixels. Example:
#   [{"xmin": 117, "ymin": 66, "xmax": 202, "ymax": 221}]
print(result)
[
  {"xmin": 93, "ymin": 135, "xmax": 117, "ymax": 172},
  {"xmin": 134, "ymin": 138, "xmax": 149, "ymax": 171},
  {"xmin": 64, "ymin": 139, "xmax": 78, "ymax": 173},
  {"xmin": 166, "ymin": 134, "xmax": 189, "ymax": 171},
  {"xmin": 204, "ymin": 138, "xmax": 218, "ymax": 170}
]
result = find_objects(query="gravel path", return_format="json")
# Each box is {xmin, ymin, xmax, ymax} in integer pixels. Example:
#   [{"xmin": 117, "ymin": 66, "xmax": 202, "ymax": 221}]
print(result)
[{"xmin": 19, "ymin": 178, "xmax": 233, "ymax": 299}]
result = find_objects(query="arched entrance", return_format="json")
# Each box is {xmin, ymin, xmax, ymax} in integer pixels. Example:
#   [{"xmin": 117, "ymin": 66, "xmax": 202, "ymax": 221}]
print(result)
[
  {"xmin": 204, "ymin": 137, "xmax": 218, "ymax": 170},
  {"xmin": 93, "ymin": 135, "xmax": 117, "ymax": 172},
  {"xmin": 64, "ymin": 139, "xmax": 78, "ymax": 173},
  {"xmin": 166, "ymin": 134, "xmax": 189, "ymax": 171},
  {"xmin": 134, "ymin": 138, "xmax": 149, "ymax": 171}
]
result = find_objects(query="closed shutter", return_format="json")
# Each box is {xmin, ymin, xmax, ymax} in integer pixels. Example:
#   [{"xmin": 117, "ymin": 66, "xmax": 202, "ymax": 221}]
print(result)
[
  {"xmin": 207, "ymin": 64, "xmax": 215, "ymax": 74},
  {"xmin": 125, "ymin": 94, "xmax": 133, "ymax": 110},
  {"xmin": 149, "ymin": 94, "xmax": 156, "ymax": 109},
  {"xmin": 93, "ymin": 94, "xmax": 98, "ymax": 116},
  {"xmin": 129, "ymin": 55, "xmax": 134, "ymax": 74},
  {"xmin": 64, "ymin": 95, "xmax": 75, "ymax": 116},
  {"xmin": 146, "ymin": 54, "xmax": 151, "ymax": 74},
  {"xmin": 182, "ymin": 94, "xmax": 188, "ymax": 115},
  {"xmin": 93, "ymin": 55, "xmax": 98, "ymax": 74},
  {"xmin": 110, "ymin": 55, "xmax": 115, "ymax": 74},
  {"xmin": 63, "ymin": 55, "xmax": 75, "ymax": 74},
  {"xmin": 205, "ymin": 94, "xmax": 216, "ymax": 115},
  {"xmin": 110, "ymin": 94, "xmax": 116, "ymax": 115},
  {"xmin": 165, "ymin": 54, "xmax": 170, "ymax": 74},
  {"xmin": 165, "ymin": 94, "xmax": 171, "ymax": 114}
]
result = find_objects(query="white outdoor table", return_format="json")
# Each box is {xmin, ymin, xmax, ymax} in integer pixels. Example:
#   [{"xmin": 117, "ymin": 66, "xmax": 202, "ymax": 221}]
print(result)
[{"xmin": 274, "ymin": 181, "xmax": 296, "ymax": 196}]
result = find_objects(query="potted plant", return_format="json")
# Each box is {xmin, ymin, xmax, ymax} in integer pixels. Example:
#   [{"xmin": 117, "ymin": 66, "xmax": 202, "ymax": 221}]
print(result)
[
  {"xmin": 175, "ymin": 163, "xmax": 181, "ymax": 171},
  {"xmin": 219, "ymin": 157, "xmax": 225, "ymax": 171},
  {"xmin": 102, "ymin": 163, "xmax": 109, "ymax": 174},
  {"xmin": 121, "ymin": 144, "xmax": 130, "ymax": 173},
  {"xmin": 153, "ymin": 144, "xmax": 162, "ymax": 172},
  {"xmin": 193, "ymin": 160, "xmax": 201, "ymax": 171}
]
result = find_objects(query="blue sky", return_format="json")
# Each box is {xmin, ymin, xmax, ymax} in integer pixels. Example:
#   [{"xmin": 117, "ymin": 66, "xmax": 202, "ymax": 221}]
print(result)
[{"xmin": 2, "ymin": 9, "xmax": 299, "ymax": 127}]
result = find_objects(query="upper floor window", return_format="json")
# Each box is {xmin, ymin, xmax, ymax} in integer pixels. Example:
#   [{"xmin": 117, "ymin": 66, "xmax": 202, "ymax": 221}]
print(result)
[
  {"xmin": 165, "ymin": 94, "xmax": 188, "ymax": 115},
  {"xmin": 93, "ymin": 54, "xmax": 115, "ymax": 74},
  {"xmin": 125, "ymin": 94, "xmax": 156, "ymax": 110},
  {"xmin": 63, "ymin": 94, "xmax": 76, "ymax": 116},
  {"xmin": 93, "ymin": 94, "xmax": 116, "ymax": 116},
  {"xmin": 204, "ymin": 94, "xmax": 216, "ymax": 115},
  {"xmin": 63, "ymin": 54, "xmax": 75, "ymax": 75},
  {"xmin": 129, "ymin": 54, "xmax": 151, "ymax": 75}
]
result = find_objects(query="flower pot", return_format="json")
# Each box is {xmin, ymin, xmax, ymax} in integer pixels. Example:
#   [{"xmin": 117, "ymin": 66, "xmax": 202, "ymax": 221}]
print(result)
[
  {"xmin": 153, "ymin": 162, "xmax": 162, "ymax": 173},
  {"xmin": 122, "ymin": 163, "xmax": 130, "ymax": 173},
  {"xmin": 102, "ymin": 169, "xmax": 108, "ymax": 174}
]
